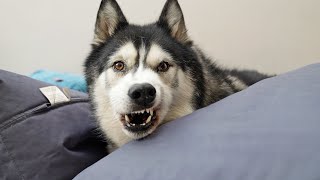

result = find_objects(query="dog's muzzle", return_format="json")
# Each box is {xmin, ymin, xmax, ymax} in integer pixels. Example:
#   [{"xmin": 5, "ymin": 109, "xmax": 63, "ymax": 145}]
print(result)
[{"xmin": 120, "ymin": 83, "xmax": 159, "ymax": 134}]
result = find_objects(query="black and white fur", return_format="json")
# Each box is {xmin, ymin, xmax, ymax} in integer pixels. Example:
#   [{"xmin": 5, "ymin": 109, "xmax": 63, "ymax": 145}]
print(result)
[{"xmin": 84, "ymin": 0, "xmax": 270, "ymax": 151}]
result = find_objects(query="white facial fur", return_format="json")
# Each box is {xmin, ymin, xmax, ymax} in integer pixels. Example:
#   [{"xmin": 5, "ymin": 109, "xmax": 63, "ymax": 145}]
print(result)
[{"xmin": 92, "ymin": 42, "xmax": 195, "ymax": 148}]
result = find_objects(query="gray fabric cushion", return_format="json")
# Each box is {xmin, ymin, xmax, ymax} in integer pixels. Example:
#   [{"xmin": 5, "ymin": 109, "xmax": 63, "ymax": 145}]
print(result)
[
  {"xmin": 74, "ymin": 64, "xmax": 320, "ymax": 180},
  {"xmin": 0, "ymin": 70, "xmax": 107, "ymax": 180}
]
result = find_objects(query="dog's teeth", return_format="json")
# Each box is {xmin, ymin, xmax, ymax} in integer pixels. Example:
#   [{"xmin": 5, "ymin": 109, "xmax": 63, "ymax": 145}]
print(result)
[
  {"xmin": 134, "ymin": 110, "xmax": 144, "ymax": 114},
  {"xmin": 146, "ymin": 109, "xmax": 150, "ymax": 113},
  {"xmin": 132, "ymin": 123, "xmax": 136, "ymax": 126},
  {"xmin": 146, "ymin": 115, "xmax": 152, "ymax": 123},
  {"xmin": 150, "ymin": 110, "xmax": 154, "ymax": 116},
  {"xmin": 127, "ymin": 123, "xmax": 131, "ymax": 127},
  {"xmin": 125, "ymin": 115, "xmax": 130, "ymax": 122},
  {"xmin": 142, "ymin": 123, "xmax": 146, "ymax": 126}
]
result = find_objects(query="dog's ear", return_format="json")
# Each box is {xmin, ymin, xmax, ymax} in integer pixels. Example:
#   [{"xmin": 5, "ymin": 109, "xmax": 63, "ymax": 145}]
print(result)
[
  {"xmin": 93, "ymin": 0, "xmax": 128, "ymax": 46},
  {"xmin": 158, "ymin": 0, "xmax": 189, "ymax": 44}
]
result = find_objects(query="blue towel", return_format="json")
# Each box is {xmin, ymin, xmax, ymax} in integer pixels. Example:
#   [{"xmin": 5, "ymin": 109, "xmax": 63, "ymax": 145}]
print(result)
[{"xmin": 30, "ymin": 70, "xmax": 87, "ymax": 93}]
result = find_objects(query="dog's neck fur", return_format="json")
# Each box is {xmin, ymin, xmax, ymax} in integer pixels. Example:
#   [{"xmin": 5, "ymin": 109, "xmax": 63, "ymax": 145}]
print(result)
[{"xmin": 192, "ymin": 46, "xmax": 247, "ymax": 107}]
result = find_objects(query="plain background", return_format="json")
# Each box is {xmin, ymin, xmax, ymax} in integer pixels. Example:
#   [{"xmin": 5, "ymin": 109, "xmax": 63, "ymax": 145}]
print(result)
[{"xmin": 0, "ymin": 0, "xmax": 319, "ymax": 75}]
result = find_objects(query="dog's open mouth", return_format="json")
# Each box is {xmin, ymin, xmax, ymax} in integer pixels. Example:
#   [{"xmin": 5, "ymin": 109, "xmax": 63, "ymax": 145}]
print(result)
[{"xmin": 121, "ymin": 108, "xmax": 158, "ymax": 132}]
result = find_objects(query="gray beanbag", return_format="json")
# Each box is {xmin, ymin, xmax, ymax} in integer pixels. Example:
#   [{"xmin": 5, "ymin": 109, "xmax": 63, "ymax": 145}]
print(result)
[
  {"xmin": 74, "ymin": 64, "xmax": 320, "ymax": 180},
  {"xmin": 0, "ymin": 70, "xmax": 107, "ymax": 180}
]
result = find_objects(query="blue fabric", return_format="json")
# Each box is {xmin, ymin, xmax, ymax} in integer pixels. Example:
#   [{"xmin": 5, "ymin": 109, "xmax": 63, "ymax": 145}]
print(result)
[
  {"xmin": 30, "ymin": 70, "xmax": 87, "ymax": 92},
  {"xmin": 74, "ymin": 64, "xmax": 320, "ymax": 180}
]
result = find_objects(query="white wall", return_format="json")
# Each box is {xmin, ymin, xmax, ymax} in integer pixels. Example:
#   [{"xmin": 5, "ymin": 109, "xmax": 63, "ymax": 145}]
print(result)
[{"xmin": 0, "ymin": 0, "xmax": 319, "ymax": 75}]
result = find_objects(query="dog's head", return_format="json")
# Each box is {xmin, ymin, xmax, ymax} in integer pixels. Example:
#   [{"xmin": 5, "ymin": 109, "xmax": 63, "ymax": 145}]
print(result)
[{"xmin": 86, "ymin": 0, "xmax": 203, "ymax": 144}]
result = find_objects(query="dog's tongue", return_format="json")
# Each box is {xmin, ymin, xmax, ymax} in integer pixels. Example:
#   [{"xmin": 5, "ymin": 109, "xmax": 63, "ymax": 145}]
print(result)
[{"xmin": 128, "ymin": 112, "xmax": 149, "ymax": 125}]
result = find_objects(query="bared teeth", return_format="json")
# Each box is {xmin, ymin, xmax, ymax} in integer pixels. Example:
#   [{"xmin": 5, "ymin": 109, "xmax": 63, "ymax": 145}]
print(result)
[
  {"xmin": 124, "ymin": 109, "xmax": 156, "ymax": 128},
  {"xmin": 132, "ymin": 110, "xmax": 145, "ymax": 114},
  {"xmin": 125, "ymin": 115, "xmax": 130, "ymax": 123},
  {"xmin": 146, "ymin": 115, "xmax": 152, "ymax": 123},
  {"xmin": 131, "ymin": 109, "xmax": 155, "ymax": 115}
]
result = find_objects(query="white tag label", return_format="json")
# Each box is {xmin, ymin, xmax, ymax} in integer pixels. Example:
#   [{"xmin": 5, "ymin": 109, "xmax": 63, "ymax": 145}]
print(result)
[{"xmin": 40, "ymin": 86, "xmax": 70, "ymax": 105}]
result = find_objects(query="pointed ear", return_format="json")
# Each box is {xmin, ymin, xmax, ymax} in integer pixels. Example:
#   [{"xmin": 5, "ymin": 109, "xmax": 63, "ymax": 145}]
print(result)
[
  {"xmin": 158, "ymin": 0, "xmax": 190, "ymax": 44},
  {"xmin": 93, "ymin": 0, "xmax": 128, "ymax": 45}
]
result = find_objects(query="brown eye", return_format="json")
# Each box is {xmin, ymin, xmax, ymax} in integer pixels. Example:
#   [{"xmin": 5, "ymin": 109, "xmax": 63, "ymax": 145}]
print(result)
[
  {"xmin": 113, "ymin": 61, "xmax": 125, "ymax": 71},
  {"xmin": 157, "ymin": 61, "xmax": 170, "ymax": 72}
]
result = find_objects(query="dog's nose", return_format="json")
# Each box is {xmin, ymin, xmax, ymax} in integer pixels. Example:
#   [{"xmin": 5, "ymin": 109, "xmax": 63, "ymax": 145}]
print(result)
[{"xmin": 128, "ymin": 83, "xmax": 156, "ymax": 107}]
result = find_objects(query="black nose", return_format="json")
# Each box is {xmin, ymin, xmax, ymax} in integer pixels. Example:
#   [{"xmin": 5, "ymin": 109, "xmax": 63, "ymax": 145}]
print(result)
[{"xmin": 128, "ymin": 83, "xmax": 156, "ymax": 107}]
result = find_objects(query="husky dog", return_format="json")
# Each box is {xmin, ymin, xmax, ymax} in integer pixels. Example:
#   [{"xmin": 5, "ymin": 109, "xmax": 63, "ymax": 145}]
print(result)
[{"xmin": 84, "ymin": 0, "xmax": 270, "ymax": 151}]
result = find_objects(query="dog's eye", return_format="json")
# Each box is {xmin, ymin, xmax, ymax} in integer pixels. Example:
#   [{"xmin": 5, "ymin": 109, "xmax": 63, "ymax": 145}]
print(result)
[
  {"xmin": 157, "ymin": 61, "xmax": 170, "ymax": 72},
  {"xmin": 113, "ymin": 61, "xmax": 125, "ymax": 71}
]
